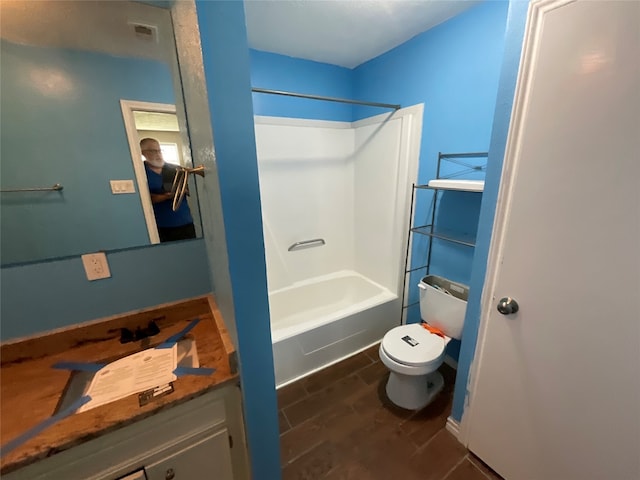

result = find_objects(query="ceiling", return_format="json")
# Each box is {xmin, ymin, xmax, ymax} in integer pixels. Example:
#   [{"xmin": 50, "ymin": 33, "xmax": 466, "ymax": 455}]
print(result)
[{"xmin": 244, "ymin": 0, "xmax": 481, "ymax": 69}]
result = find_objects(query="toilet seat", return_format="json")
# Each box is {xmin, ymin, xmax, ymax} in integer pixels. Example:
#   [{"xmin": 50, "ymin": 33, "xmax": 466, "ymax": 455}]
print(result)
[{"xmin": 381, "ymin": 323, "xmax": 446, "ymax": 367}]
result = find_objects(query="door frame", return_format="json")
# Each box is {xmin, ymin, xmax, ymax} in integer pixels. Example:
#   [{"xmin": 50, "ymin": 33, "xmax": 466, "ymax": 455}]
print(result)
[
  {"xmin": 458, "ymin": 0, "xmax": 573, "ymax": 445},
  {"xmin": 120, "ymin": 99, "xmax": 178, "ymax": 245}
]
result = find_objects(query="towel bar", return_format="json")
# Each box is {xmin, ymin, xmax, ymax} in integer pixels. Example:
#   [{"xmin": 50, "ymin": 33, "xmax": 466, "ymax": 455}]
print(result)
[{"xmin": 1, "ymin": 183, "xmax": 63, "ymax": 193}]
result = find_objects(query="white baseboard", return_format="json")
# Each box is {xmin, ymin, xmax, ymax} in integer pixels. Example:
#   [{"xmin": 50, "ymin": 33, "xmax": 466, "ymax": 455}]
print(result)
[
  {"xmin": 446, "ymin": 416, "xmax": 461, "ymax": 439},
  {"xmin": 444, "ymin": 355, "xmax": 458, "ymax": 369}
]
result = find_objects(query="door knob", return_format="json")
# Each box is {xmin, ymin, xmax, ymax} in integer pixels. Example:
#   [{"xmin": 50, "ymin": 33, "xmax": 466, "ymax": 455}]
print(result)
[{"xmin": 497, "ymin": 297, "xmax": 519, "ymax": 315}]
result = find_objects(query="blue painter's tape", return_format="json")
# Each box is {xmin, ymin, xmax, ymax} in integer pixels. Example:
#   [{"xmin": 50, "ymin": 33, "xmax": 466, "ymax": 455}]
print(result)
[
  {"xmin": 156, "ymin": 318, "xmax": 201, "ymax": 349},
  {"xmin": 0, "ymin": 395, "xmax": 92, "ymax": 458},
  {"xmin": 173, "ymin": 366, "xmax": 215, "ymax": 377},
  {"xmin": 52, "ymin": 362, "xmax": 105, "ymax": 372}
]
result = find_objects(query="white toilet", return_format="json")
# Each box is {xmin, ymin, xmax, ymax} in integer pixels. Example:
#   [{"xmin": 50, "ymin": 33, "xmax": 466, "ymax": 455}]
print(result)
[{"xmin": 379, "ymin": 275, "xmax": 468, "ymax": 410}]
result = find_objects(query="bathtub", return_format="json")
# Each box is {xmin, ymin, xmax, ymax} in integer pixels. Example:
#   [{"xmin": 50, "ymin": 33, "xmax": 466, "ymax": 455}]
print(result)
[{"xmin": 270, "ymin": 270, "xmax": 400, "ymax": 387}]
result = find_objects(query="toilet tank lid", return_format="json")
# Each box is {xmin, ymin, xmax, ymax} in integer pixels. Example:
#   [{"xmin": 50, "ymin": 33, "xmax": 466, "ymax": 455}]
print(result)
[{"xmin": 381, "ymin": 324, "xmax": 445, "ymax": 366}]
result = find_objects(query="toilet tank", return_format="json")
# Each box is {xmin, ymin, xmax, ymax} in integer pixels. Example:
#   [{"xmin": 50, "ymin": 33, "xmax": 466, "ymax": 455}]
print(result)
[{"xmin": 418, "ymin": 275, "xmax": 469, "ymax": 340}]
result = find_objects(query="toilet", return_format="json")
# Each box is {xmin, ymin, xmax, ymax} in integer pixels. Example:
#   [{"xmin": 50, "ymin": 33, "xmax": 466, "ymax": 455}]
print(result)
[{"xmin": 379, "ymin": 275, "xmax": 469, "ymax": 410}]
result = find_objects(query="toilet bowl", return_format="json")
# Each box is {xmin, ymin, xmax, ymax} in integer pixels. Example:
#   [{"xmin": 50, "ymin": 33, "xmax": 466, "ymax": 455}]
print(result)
[
  {"xmin": 380, "ymin": 275, "xmax": 469, "ymax": 410},
  {"xmin": 379, "ymin": 323, "xmax": 450, "ymax": 410}
]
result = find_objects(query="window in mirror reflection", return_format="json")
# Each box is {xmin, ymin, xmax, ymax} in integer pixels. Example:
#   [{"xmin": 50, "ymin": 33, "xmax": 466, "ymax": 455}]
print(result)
[
  {"xmin": 134, "ymin": 111, "xmax": 185, "ymax": 165},
  {"xmin": 159, "ymin": 143, "xmax": 180, "ymax": 166},
  {"xmin": 139, "ymin": 143, "xmax": 180, "ymax": 166}
]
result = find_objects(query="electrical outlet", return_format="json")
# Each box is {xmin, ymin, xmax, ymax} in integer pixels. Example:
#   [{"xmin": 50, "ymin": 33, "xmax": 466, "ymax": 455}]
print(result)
[{"xmin": 81, "ymin": 252, "xmax": 111, "ymax": 281}]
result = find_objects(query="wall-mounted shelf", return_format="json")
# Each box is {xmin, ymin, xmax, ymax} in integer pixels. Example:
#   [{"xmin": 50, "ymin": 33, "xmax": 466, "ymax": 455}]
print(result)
[
  {"xmin": 410, "ymin": 225, "xmax": 476, "ymax": 247},
  {"xmin": 421, "ymin": 179, "xmax": 484, "ymax": 192},
  {"xmin": 400, "ymin": 151, "xmax": 488, "ymax": 321}
]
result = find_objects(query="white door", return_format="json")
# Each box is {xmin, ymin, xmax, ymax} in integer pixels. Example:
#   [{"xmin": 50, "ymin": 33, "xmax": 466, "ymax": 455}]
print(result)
[{"xmin": 463, "ymin": 1, "xmax": 640, "ymax": 479}]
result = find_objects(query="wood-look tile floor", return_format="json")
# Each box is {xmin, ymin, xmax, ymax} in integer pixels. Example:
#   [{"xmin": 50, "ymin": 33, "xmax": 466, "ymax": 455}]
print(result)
[{"xmin": 277, "ymin": 344, "xmax": 502, "ymax": 480}]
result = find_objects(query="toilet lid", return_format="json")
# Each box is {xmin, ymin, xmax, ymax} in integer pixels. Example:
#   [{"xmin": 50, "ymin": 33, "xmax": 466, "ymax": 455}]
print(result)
[{"xmin": 381, "ymin": 324, "xmax": 445, "ymax": 367}]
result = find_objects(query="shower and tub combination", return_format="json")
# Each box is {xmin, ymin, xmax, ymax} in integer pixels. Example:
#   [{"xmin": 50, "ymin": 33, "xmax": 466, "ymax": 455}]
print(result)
[{"xmin": 253, "ymin": 89, "xmax": 423, "ymax": 386}]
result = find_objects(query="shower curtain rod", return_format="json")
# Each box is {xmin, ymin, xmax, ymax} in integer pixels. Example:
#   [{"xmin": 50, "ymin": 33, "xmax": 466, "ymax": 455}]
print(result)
[{"xmin": 252, "ymin": 87, "xmax": 401, "ymax": 110}]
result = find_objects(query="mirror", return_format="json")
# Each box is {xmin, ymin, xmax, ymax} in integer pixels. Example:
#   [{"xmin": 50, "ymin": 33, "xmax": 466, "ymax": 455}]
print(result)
[{"xmin": 0, "ymin": 0, "xmax": 203, "ymax": 266}]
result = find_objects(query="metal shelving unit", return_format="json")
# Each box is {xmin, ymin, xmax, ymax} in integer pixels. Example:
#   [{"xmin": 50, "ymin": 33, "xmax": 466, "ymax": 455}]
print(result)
[{"xmin": 400, "ymin": 152, "xmax": 488, "ymax": 319}]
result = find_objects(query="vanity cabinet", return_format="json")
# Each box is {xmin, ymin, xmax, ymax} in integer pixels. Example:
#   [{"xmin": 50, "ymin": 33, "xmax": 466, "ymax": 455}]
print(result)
[
  {"xmin": 4, "ymin": 385, "xmax": 247, "ymax": 480},
  {"xmin": 0, "ymin": 296, "xmax": 247, "ymax": 480}
]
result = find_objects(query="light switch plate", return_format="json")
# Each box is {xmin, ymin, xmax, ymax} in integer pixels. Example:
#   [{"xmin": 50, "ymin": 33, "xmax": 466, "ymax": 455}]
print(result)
[
  {"xmin": 110, "ymin": 179, "xmax": 136, "ymax": 194},
  {"xmin": 81, "ymin": 252, "xmax": 111, "ymax": 281}
]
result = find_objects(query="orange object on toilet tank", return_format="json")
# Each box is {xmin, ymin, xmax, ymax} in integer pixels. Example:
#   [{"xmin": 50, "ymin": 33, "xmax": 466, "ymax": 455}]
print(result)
[{"xmin": 420, "ymin": 322, "xmax": 446, "ymax": 338}]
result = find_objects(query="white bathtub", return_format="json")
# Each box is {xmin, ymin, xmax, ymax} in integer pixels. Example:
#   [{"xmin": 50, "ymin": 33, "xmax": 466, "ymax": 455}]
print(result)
[{"xmin": 270, "ymin": 271, "xmax": 400, "ymax": 387}]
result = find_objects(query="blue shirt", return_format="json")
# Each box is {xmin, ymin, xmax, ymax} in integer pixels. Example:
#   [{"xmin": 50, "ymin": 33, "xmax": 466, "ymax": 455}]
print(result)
[{"xmin": 145, "ymin": 163, "xmax": 193, "ymax": 228}]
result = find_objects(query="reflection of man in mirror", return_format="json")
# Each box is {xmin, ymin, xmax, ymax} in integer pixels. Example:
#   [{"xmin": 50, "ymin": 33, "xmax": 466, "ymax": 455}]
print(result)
[{"xmin": 140, "ymin": 138, "xmax": 196, "ymax": 243}]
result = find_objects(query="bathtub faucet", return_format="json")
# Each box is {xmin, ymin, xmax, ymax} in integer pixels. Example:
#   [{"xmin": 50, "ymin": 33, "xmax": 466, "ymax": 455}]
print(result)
[{"xmin": 288, "ymin": 238, "xmax": 326, "ymax": 251}]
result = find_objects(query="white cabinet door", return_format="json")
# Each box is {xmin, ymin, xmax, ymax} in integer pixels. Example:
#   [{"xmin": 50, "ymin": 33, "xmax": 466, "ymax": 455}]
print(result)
[
  {"xmin": 144, "ymin": 428, "xmax": 234, "ymax": 480},
  {"xmin": 464, "ymin": 1, "xmax": 640, "ymax": 479}
]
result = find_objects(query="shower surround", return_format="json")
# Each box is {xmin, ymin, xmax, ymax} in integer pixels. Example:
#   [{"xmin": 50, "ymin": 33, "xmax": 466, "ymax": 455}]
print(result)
[{"xmin": 255, "ymin": 105, "xmax": 423, "ymax": 386}]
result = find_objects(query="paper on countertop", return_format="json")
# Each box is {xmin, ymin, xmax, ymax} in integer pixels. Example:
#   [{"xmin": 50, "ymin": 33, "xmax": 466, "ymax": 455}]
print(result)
[{"xmin": 78, "ymin": 345, "xmax": 177, "ymax": 413}]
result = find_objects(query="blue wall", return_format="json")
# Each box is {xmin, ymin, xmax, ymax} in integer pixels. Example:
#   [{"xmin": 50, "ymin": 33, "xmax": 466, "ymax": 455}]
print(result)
[
  {"xmin": 0, "ymin": 239, "xmax": 212, "ymax": 340},
  {"xmin": 452, "ymin": 0, "xmax": 530, "ymax": 422},
  {"xmin": 196, "ymin": 2, "xmax": 281, "ymax": 479},
  {"xmin": 354, "ymin": 1, "xmax": 508, "ymax": 337},
  {"xmin": 250, "ymin": 50, "xmax": 354, "ymax": 121},
  {"xmin": 0, "ymin": 40, "xmax": 174, "ymax": 265}
]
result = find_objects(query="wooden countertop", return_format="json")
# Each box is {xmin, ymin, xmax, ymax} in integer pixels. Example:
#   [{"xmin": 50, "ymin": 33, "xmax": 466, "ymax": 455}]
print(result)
[{"xmin": 0, "ymin": 295, "xmax": 238, "ymax": 474}]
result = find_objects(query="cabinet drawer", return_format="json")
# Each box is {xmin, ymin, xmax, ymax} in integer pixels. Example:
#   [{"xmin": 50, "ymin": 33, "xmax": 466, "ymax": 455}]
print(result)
[
  {"xmin": 116, "ymin": 470, "xmax": 146, "ymax": 480},
  {"xmin": 145, "ymin": 429, "xmax": 233, "ymax": 480}
]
